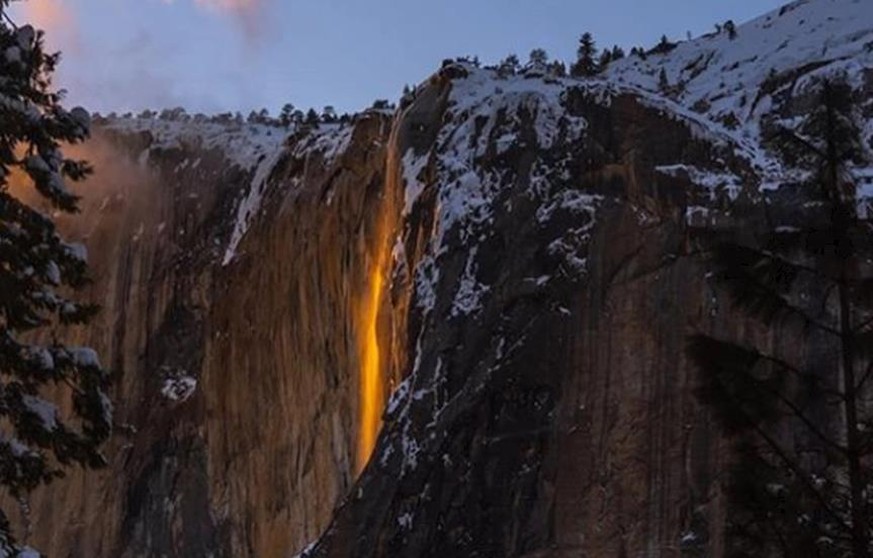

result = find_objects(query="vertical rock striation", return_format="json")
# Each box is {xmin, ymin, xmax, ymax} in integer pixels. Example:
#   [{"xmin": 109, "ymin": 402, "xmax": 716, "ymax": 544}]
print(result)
[{"xmin": 14, "ymin": 113, "xmax": 400, "ymax": 558}]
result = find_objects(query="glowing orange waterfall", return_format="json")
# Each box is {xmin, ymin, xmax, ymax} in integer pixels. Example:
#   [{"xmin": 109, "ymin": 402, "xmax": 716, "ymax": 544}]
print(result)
[
  {"xmin": 357, "ymin": 246, "xmax": 387, "ymax": 472},
  {"xmin": 356, "ymin": 118, "xmax": 400, "ymax": 473}
]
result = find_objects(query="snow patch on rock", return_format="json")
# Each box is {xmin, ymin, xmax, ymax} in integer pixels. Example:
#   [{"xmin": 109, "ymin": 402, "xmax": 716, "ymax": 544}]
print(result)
[
  {"xmin": 22, "ymin": 395, "xmax": 58, "ymax": 431},
  {"xmin": 102, "ymin": 118, "xmax": 286, "ymax": 171},
  {"xmin": 161, "ymin": 375, "xmax": 197, "ymax": 403},
  {"xmin": 451, "ymin": 246, "xmax": 490, "ymax": 318},
  {"xmin": 656, "ymin": 164, "xmax": 744, "ymax": 201},
  {"xmin": 222, "ymin": 149, "xmax": 282, "ymax": 265}
]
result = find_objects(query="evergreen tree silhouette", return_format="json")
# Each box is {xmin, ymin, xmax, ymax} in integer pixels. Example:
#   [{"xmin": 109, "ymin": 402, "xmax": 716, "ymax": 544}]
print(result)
[
  {"xmin": 571, "ymin": 33, "xmax": 598, "ymax": 77},
  {"xmin": 0, "ymin": 2, "xmax": 112, "ymax": 552},
  {"xmin": 688, "ymin": 77, "xmax": 872, "ymax": 557}
]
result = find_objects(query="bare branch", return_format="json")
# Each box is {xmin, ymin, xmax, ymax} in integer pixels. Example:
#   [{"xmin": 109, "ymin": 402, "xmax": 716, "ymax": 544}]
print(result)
[{"xmin": 751, "ymin": 423, "xmax": 852, "ymax": 535}]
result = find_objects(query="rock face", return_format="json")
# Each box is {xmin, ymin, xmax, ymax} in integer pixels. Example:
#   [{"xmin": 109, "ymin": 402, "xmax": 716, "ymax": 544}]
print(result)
[
  {"xmin": 308, "ymin": 69, "xmax": 746, "ymax": 558},
  {"xmin": 13, "ymin": 0, "xmax": 873, "ymax": 557},
  {"xmin": 309, "ymin": 1, "xmax": 873, "ymax": 555},
  {"xmin": 15, "ymin": 114, "xmax": 399, "ymax": 557}
]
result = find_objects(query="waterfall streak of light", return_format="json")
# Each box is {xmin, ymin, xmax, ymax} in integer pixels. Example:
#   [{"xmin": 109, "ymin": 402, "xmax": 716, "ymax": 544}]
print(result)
[
  {"xmin": 356, "ymin": 117, "xmax": 400, "ymax": 473},
  {"xmin": 357, "ymin": 250, "xmax": 386, "ymax": 472}
]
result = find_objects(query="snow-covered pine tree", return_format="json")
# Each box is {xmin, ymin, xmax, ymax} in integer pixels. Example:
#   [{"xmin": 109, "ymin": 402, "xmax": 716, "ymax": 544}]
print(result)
[
  {"xmin": 688, "ymin": 76, "xmax": 872, "ymax": 558},
  {"xmin": 321, "ymin": 105, "xmax": 337, "ymax": 123},
  {"xmin": 526, "ymin": 48, "xmax": 548, "ymax": 73},
  {"xmin": 279, "ymin": 103, "xmax": 295, "ymax": 127},
  {"xmin": 546, "ymin": 60, "xmax": 566, "ymax": 78},
  {"xmin": 497, "ymin": 54, "xmax": 520, "ymax": 77},
  {"xmin": 0, "ymin": 2, "xmax": 112, "ymax": 553}
]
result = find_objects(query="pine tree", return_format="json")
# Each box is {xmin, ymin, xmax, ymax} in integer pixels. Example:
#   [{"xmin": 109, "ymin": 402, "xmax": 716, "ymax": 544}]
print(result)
[
  {"xmin": 279, "ymin": 103, "xmax": 295, "ymax": 127},
  {"xmin": 570, "ymin": 32, "xmax": 598, "ymax": 77},
  {"xmin": 688, "ymin": 76, "xmax": 872, "ymax": 557},
  {"xmin": 658, "ymin": 67, "xmax": 669, "ymax": 92},
  {"xmin": 321, "ymin": 105, "xmax": 337, "ymax": 123},
  {"xmin": 0, "ymin": 3, "xmax": 112, "ymax": 552},
  {"xmin": 526, "ymin": 48, "xmax": 548, "ymax": 73},
  {"xmin": 724, "ymin": 20, "xmax": 738, "ymax": 40},
  {"xmin": 653, "ymin": 34, "xmax": 675, "ymax": 54},
  {"xmin": 400, "ymin": 85, "xmax": 415, "ymax": 109},
  {"xmin": 547, "ymin": 60, "xmax": 566, "ymax": 78},
  {"xmin": 610, "ymin": 45, "xmax": 625, "ymax": 62},
  {"xmin": 304, "ymin": 108, "xmax": 320, "ymax": 126},
  {"xmin": 598, "ymin": 49, "xmax": 612, "ymax": 73},
  {"xmin": 497, "ymin": 54, "xmax": 520, "ymax": 77}
]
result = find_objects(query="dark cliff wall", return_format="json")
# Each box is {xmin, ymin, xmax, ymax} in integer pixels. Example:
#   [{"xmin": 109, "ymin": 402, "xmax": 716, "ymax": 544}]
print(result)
[
  {"xmin": 312, "ymin": 52, "xmax": 872, "ymax": 556},
  {"xmin": 310, "ymin": 71, "xmax": 751, "ymax": 558}
]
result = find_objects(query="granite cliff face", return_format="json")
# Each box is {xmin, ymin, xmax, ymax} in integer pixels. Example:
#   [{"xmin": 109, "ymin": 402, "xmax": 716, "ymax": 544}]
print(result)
[
  {"xmin": 15, "ymin": 0, "xmax": 873, "ymax": 556},
  {"xmin": 309, "ymin": 2, "xmax": 873, "ymax": 555},
  {"xmin": 15, "ymin": 113, "xmax": 400, "ymax": 557}
]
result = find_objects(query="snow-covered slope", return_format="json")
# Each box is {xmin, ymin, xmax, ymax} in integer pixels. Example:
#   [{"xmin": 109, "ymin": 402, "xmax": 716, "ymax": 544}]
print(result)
[
  {"xmin": 396, "ymin": 0, "xmax": 873, "ymax": 303},
  {"xmin": 98, "ymin": 116, "xmax": 363, "ymax": 265},
  {"xmin": 607, "ymin": 0, "xmax": 873, "ymax": 183},
  {"xmin": 100, "ymin": 118, "xmax": 288, "ymax": 171}
]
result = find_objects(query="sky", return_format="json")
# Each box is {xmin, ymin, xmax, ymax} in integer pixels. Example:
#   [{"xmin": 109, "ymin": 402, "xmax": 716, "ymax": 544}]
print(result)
[{"xmin": 10, "ymin": 0, "xmax": 788, "ymax": 116}]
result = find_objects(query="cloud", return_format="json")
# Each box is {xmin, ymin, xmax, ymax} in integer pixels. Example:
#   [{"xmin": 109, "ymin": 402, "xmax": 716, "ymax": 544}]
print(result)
[
  {"xmin": 194, "ymin": 0, "xmax": 260, "ymax": 11},
  {"xmin": 166, "ymin": 0, "xmax": 268, "ymax": 43},
  {"xmin": 11, "ymin": 0, "xmax": 269, "ymax": 113},
  {"xmin": 20, "ymin": 0, "xmax": 70, "ymax": 28},
  {"xmin": 17, "ymin": 0, "xmax": 82, "ymax": 52}
]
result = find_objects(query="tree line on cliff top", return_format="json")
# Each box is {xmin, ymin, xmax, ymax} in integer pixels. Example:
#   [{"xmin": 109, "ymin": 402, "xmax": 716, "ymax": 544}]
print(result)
[
  {"xmin": 441, "ymin": 18, "xmax": 738, "ymax": 82},
  {"xmin": 99, "ymin": 22, "xmax": 740, "ymax": 132}
]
